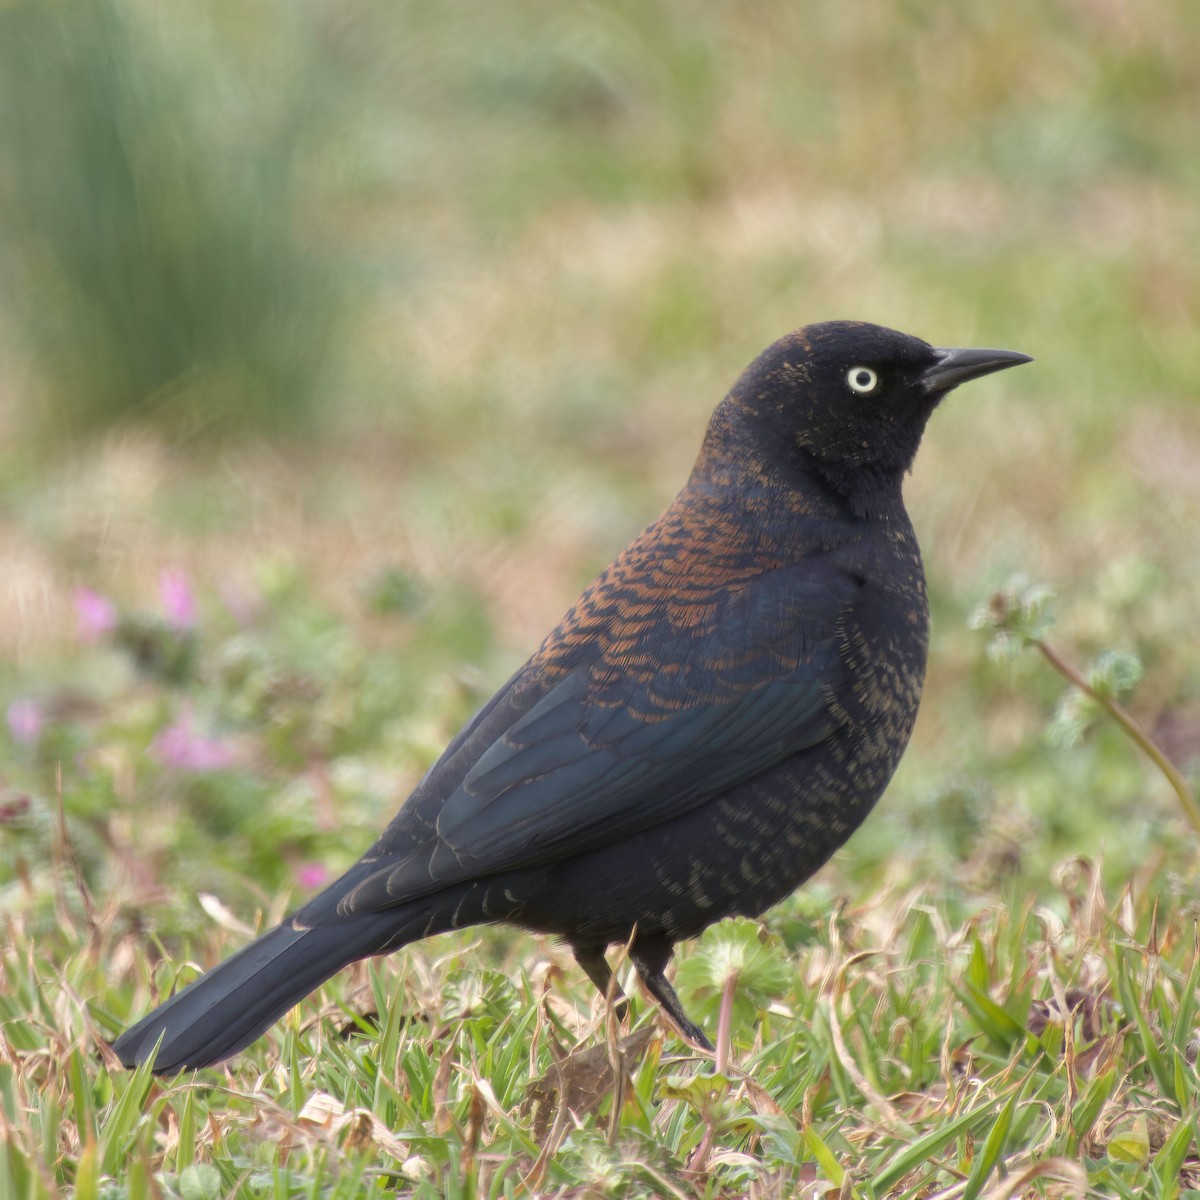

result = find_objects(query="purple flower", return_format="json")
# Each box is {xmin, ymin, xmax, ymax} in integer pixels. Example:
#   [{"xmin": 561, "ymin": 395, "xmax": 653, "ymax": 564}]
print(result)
[
  {"xmin": 7, "ymin": 699, "xmax": 43, "ymax": 745},
  {"xmin": 296, "ymin": 863, "xmax": 329, "ymax": 890},
  {"xmin": 160, "ymin": 569, "xmax": 197, "ymax": 630},
  {"xmin": 152, "ymin": 709, "xmax": 237, "ymax": 773},
  {"xmin": 74, "ymin": 587, "xmax": 118, "ymax": 642}
]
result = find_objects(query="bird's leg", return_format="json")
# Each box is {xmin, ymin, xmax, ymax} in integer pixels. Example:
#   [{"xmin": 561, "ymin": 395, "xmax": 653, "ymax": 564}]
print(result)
[
  {"xmin": 630, "ymin": 938, "xmax": 714, "ymax": 1052},
  {"xmin": 572, "ymin": 944, "xmax": 630, "ymax": 1025}
]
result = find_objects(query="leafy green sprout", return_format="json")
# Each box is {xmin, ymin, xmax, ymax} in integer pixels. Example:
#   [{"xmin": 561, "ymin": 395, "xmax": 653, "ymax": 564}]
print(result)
[{"xmin": 970, "ymin": 575, "xmax": 1200, "ymax": 835}]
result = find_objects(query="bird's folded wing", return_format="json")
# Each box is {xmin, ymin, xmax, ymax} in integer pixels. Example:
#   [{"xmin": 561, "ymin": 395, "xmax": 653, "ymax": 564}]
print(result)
[
  {"xmin": 338, "ymin": 560, "xmax": 853, "ymax": 914},
  {"xmin": 447, "ymin": 665, "xmax": 831, "ymax": 849}
]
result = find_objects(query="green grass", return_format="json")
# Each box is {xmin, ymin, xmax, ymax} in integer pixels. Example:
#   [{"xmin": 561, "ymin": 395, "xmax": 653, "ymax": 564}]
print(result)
[
  {"xmin": 1, "ymin": 0, "xmax": 1200, "ymax": 1195},
  {"xmin": 0, "ymin": 0, "xmax": 354, "ymax": 441}
]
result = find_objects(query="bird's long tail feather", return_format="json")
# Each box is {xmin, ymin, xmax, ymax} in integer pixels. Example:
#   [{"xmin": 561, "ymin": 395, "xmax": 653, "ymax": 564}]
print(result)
[{"xmin": 112, "ymin": 914, "xmax": 402, "ymax": 1074}]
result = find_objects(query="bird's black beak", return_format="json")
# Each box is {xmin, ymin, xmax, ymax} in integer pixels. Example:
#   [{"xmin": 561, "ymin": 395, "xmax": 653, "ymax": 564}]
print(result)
[{"xmin": 922, "ymin": 345, "xmax": 1033, "ymax": 394}]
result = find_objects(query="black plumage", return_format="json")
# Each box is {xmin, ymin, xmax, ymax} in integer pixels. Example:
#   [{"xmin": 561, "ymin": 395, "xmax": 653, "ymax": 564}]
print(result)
[{"xmin": 113, "ymin": 320, "xmax": 1030, "ymax": 1072}]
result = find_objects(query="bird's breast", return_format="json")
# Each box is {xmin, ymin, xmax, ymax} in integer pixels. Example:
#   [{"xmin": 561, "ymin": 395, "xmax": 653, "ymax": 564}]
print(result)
[{"xmin": 822, "ymin": 523, "xmax": 929, "ymax": 793}]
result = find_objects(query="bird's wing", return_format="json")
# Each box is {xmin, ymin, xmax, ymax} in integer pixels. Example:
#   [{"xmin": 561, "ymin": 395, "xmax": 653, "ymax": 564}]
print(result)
[{"xmin": 334, "ymin": 553, "xmax": 856, "ymax": 915}]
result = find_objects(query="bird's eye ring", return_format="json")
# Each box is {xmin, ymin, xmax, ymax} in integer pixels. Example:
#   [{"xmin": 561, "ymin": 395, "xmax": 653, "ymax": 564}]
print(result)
[{"xmin": 846, "ymin": 366, "xmax": 879, "ymax": 395}]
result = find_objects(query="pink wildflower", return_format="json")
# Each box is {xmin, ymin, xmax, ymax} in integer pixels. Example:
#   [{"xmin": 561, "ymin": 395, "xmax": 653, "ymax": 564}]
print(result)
[
  {"xmin": 152, "ymin": 709, "xmax": 237, "ymax": 772},
  {"xmin": 160, "ymin": 569, "xmax": 197, "ymax": 629},
  {"xmin": 296, "ymin": 863, "xmax": 329, "ymax": 890},
  {"xmin": 6, "ymin": 699, "xmax": 43, "ymax": 745},
  {"xmin": 74, "ymin": 587, "xmax": 118, "ymax": 642}
]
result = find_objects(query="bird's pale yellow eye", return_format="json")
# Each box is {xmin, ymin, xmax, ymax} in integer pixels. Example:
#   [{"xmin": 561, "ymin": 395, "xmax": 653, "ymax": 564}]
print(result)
[{"xmin": 846, "ymin": 366, "xmax": 879, "ymax": 395}]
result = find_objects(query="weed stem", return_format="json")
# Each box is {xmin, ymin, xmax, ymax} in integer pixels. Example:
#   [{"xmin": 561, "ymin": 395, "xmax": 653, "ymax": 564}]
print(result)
[{"xmin": 1034, "ymin": 639, "xmax": 1200, "ymax": 835}]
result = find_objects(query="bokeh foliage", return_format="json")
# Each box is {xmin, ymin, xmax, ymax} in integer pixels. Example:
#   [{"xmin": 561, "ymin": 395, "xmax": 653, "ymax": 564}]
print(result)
[{"xmin": 0, "ymin": 0, "xmax": 353, "ymax": 440}]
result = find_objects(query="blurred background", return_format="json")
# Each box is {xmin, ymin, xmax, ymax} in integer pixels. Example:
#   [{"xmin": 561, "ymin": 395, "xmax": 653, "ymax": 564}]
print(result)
[{"xmin": 1, "ymin": 0, "xmax": 1198, "ymax": 916}]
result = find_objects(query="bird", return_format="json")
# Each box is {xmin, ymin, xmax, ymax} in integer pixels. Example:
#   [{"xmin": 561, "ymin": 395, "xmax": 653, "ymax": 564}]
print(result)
[{"xmin": 113, "ymin": 320, "xmax": 1031, "ymax": 1073}]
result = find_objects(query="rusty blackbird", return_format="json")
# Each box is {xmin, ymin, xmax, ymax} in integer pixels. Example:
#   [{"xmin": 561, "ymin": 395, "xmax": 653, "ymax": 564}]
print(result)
[{"xmin": 114, "ymin": 320, "xmax": 1030, "ymax": 1072}]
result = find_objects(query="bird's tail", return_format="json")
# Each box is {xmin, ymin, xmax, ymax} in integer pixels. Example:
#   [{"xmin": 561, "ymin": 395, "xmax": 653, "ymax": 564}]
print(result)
[{"xmin": 112, "ymin": 913, "xmax": 405, "ymax": 1074}]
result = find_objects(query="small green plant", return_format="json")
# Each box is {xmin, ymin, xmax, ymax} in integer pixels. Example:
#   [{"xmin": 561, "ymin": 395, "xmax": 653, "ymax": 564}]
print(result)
[{"xmin": 972, "ymin": 576, "xmax": 1200, "ymax": 834}]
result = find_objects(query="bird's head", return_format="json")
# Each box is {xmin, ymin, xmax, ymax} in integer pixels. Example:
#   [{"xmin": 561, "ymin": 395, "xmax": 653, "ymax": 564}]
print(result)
[{"xmin": 724, "ymin": 320, "xmax": 1031, "ymax": 508}]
